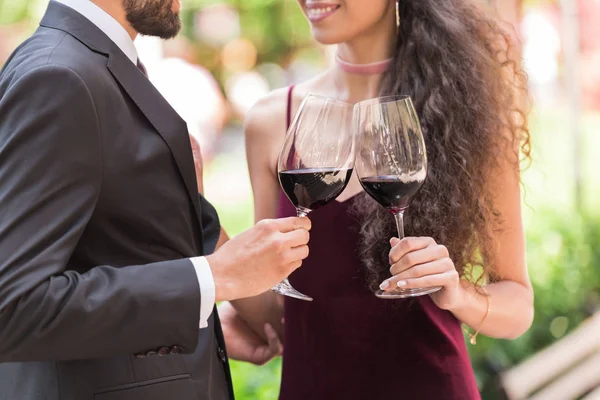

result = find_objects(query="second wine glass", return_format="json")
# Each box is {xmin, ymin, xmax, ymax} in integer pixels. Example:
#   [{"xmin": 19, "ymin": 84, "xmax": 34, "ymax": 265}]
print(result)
[
  {"xmin": 275, "ymin": 93, "xmax": 355, "ymax": 301},
  {"xmin": 354, "ymin": 95, "xmax": 442, "ymax": 299}
]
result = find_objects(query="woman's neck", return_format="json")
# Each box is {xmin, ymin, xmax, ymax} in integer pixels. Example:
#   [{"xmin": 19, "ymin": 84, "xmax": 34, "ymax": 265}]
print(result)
[
  {"xmin": 332, "ymin": 35, "xmax": 396, "ymax": 102},
  {"xmin": 336, "ymin": 34, "xmax": 395, "ymax": 65}
]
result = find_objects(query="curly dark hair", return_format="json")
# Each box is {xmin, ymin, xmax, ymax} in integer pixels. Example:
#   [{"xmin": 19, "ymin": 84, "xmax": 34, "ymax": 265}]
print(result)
[{"xmin": 350, "ymin": 0, "xmax": 531, "ymax": 291}]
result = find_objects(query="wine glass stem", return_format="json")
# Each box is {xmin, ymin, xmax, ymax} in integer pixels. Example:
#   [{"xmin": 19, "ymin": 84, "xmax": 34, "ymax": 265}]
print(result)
[
  {"xmin": 394, "ymin": 211, "xmax": 405, "ymax": 239},
  {"xmin": 297, "ymin": 210, "xmax": 309, "ymax": 217}
]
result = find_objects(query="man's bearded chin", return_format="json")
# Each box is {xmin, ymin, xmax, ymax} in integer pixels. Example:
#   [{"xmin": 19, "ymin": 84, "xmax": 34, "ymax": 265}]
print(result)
[{"xmin": 123, "ymin": 0, "xmax": 182, "ymax": 39}]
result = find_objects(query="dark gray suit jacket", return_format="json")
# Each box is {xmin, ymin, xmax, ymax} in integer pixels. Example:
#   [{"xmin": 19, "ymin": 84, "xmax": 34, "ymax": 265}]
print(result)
[{"xmin": 0, "ymin": 1, "xmax": 233, "ymax": 399}]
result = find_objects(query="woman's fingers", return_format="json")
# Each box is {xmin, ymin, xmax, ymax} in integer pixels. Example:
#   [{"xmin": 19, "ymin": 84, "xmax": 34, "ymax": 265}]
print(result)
[
  {"xmin": 389, "ymin": 243, "xmax": 449, "ymax": 275},
  {"xmin": 382, "ymin": 270, "xmax": 458, "ymax": 292},
  {"xmin": 380, "ymin": 258, "xmax": 457, "ymax": 291},
  {"xmin": 388, "ymin": 237, "xmax": 438, "ymax": 265}
]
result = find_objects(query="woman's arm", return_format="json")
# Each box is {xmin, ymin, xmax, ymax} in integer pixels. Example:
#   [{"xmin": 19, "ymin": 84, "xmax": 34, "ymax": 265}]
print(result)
[
  {"xmin": 383, "ymin": 147, "xmax": 533, "ymax": 340},
  {"xmin": 451, "ymin": 152, "xmax": 533, "ymax": 340}
]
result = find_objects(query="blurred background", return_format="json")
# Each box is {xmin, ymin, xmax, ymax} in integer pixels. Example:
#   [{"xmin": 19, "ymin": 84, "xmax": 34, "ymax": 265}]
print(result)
[{"xmin": 1, "ymin": 0, "xmax": 599, "ymax": 398}]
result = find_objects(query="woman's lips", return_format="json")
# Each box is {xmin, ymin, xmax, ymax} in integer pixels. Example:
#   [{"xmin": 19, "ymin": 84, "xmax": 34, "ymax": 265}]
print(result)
[{"xmin": 306, "ymin": 4, "xmax": 341, "ymax": 23}]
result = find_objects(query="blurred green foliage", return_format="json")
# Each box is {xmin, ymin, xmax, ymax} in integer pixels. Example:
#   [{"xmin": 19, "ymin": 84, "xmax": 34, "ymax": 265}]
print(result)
[
  {"xmin": 0, "ymin": 0, "xmax": 36, "ymax": 25},
  {"xmin": 230, "ymin": 358, "xmax": 282, "ymax": 399},
  {"xmin": 473, "ymin": 210, "xmax": 600, "ymax": 398}
]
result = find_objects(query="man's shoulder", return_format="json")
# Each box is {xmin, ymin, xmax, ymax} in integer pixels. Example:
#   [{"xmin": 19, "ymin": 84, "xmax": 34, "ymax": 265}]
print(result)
[{"xmin": 1, "ymin": 27, "xmax": 108, "ymax": 90}]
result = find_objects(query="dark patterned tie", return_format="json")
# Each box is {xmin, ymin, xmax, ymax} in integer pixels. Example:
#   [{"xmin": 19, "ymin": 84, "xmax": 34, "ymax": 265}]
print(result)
[{"xmin": 136, "ymin": 59, "xmax": 148, "ymax": 77}]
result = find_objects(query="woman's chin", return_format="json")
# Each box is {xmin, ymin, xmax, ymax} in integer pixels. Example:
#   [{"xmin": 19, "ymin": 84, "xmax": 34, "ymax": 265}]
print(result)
[{"xmin": 311, "ymin": 29, "xmax": 346, "ymax": 46}]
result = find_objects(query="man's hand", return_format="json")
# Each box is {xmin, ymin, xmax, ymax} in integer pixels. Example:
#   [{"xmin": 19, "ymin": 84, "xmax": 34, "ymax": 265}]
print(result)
[
  {"xmin": 219, "ymin": 302, "xmax": 282, "ymax": 366},
  {"xmin": 207, "ymin": 217, "xmax": 311, "ymax": 302}
]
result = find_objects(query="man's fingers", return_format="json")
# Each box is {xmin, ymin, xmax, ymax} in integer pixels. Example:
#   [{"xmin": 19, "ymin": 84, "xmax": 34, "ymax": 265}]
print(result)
[
  {"xmin": 283, "ymin": 246, "xmax": 309, "ymax": 265},
  {"xmin": 282, "ymin": 228, "xmax": 310, "ymax": 248},
  {"xmin": 270, "ymin": 216, "xmax": 312, "ymax": 233}
]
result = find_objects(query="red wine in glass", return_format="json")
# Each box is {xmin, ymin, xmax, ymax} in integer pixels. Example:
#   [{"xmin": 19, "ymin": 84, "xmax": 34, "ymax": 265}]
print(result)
[
  {"xmin": 279, "ymin": 167, "xmax": 353, "ymax": 215},
  {"xmin": 355, "ymin": 95, "xmax": 441, "ymax": 299},
  {"xmin": 275, "ymin": 94, "xmax": 355, "ymax": 301},
  {"xmin": 359, "ymin": 175, "xmax": 424, "ymax": 214}
]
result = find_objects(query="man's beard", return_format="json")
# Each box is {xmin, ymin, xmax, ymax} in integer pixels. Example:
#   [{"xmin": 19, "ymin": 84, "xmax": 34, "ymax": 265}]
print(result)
[{"xmin": 123, "ymin": 0, "xmax": 181, "ymax": 39}]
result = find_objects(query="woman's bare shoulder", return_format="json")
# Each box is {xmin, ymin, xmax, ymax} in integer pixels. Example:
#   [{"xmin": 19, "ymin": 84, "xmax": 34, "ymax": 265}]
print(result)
[
  {"xmin": 245, "ymin": 71, "xmax": 335, "ymax": 140},
  {"xmin": 244, "ymin": 87, "xmax": 290, "ymax": 140}
]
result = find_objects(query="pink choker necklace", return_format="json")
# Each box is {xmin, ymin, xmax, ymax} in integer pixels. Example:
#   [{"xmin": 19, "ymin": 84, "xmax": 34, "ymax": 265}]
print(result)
[{"xmin": 335, "ymin": 53, "xmax": 393, "ymax": 75}]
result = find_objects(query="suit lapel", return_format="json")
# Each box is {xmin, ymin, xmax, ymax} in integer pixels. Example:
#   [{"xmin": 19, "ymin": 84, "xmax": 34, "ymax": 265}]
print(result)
[
  {"xmin": 106, "ymin": 54, "xmax": 204, "ymax": 232},
  {"xmin": 41, "ymin": 1, "xmax": 205, "ymax": 255}
]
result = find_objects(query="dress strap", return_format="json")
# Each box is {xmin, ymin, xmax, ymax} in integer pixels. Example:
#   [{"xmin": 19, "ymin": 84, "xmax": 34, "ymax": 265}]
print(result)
[{"xmin": 286, "ymin": 84, "xmax": 295, "ymax": 131}]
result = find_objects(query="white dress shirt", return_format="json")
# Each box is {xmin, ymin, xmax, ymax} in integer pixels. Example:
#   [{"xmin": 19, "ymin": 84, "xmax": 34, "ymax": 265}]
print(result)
[{"xmin": 53, "ymin": 0, "xmax": 215, "ymax": 329}]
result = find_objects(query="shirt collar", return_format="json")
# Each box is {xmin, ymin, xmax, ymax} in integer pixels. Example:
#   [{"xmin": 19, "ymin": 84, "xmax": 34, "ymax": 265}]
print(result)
[{"xmin": 52, "ymin": 0, "xmax": 138, "ymax": 64}]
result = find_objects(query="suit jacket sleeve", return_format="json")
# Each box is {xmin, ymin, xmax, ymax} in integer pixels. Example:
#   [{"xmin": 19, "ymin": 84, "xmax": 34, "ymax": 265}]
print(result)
[{"xmin": 0, "ymin": 64, "xmax": 202, "ymax": 362}]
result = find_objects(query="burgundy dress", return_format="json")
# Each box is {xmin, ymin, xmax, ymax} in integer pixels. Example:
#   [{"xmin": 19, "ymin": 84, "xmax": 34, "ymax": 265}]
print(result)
[{"xmin": 277, "ymin": 86, "xmax": 480, "ymax": 399}]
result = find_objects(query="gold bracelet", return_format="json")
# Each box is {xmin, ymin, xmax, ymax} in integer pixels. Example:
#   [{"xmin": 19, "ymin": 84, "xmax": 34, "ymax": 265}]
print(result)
[{"xmin": 462, "ymin": 285, "xmax": 490, "ymax": 345}]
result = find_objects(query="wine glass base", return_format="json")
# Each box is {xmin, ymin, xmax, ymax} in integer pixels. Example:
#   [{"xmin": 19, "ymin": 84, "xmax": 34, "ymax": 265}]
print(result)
[
  {"xmin": 272, "ymin": 280, "xmax": 313, "ymax": 301},
  {"xmin": 375, "ymin": 286, "xmax": 442, "ymax": 299}
]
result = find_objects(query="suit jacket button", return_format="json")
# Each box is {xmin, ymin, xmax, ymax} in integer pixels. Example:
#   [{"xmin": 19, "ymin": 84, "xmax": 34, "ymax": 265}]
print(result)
[
  {"xmin": 170, "ymin": 346, "xmax": 182, "ymax": 354},
  {"xmin": 157, "ymin": 347, "xmax": 170, "ymax": 356},
  {"xmin": 217, "ymin": 346, "xmax": 227, "ymax": 363}
]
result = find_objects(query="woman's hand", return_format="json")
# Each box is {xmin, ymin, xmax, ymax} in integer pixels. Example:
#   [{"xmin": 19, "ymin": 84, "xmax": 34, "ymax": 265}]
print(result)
[
  {"xmin": 380, "ymin": 237, "xmax": 464, "ymax": 311},
  {"xmin": 218, "ymin": 302, "xmax": 283, "ymax": 366},
  {"xmin": 189, "ymin": 134, "xmax": 204, "ymax": 195}
]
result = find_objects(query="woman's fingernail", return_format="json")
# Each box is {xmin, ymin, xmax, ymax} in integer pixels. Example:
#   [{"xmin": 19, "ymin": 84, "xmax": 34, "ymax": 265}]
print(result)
[
  {"xmin": 397, "ymin": 281, "xmax": 407, "ymax": 287},
  {"xmin": 379, "ymin": 280, "xmax": 390, "ymax": 290}
]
